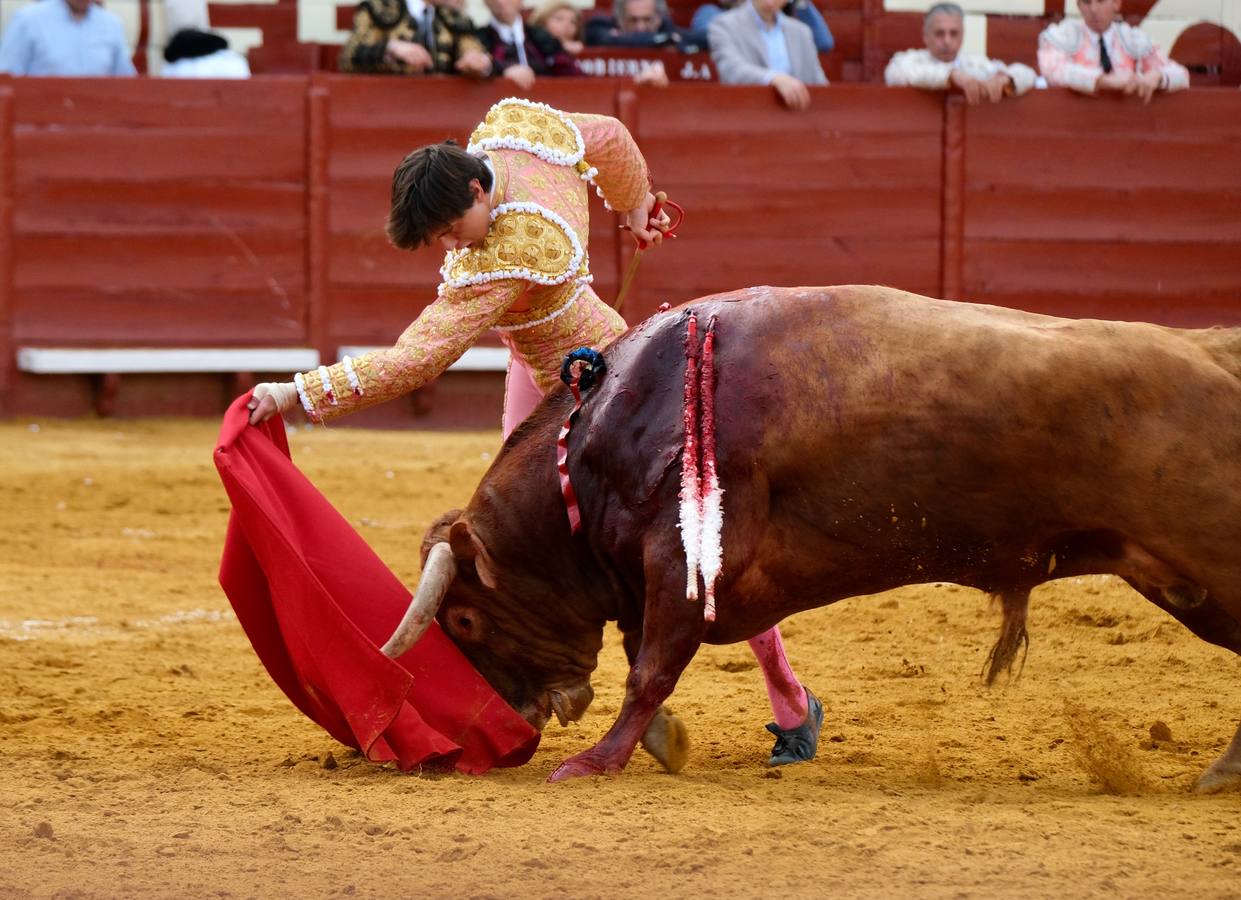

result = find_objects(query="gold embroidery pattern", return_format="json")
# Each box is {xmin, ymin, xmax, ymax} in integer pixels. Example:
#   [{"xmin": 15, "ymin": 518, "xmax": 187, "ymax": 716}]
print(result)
[
  {"xmin": 468, "ymin": 99, "xmax": 585, "ymax": 166},
  {"xmin": 294, "ymin": 109, "xmax": 647, "ymax": 422},
  {"xmin": 441, "ymin": 207, "xmax": 584, "ymax": 287}
]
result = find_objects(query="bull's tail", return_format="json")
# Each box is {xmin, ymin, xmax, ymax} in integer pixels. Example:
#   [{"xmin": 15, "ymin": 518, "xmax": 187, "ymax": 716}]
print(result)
[
  {"xmin": 983, "ymin": 589, "xmax": 1030, "ymax": 686},
  {"xmin": 1188, "ymin": 326, "xmax": 1241, "ymax": 381}
]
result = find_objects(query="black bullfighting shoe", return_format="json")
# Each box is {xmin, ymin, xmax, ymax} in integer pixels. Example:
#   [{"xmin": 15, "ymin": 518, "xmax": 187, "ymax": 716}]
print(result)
[{"xmin": 765, "ymin": 687, "xmax": 824, "ymax": 767}]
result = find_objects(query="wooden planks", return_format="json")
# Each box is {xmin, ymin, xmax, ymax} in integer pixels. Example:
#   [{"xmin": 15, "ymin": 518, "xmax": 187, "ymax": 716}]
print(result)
[
  {"xmin": 959, "ymin": 90, "xmax": 1241, "ymax": 326},
  {"xmin": 4, "ymin": 76, "xmax": 1241, "ymax": 419},
  {"xmin": 12, "ymin": 79, "xmax": 308, "ymax": 346},
  {"xmin": 634, "ymin": 84, "xmax": 945, "ymax": 317}
]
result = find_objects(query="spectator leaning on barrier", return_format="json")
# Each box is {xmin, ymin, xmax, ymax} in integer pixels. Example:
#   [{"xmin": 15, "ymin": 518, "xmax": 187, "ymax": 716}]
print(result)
[
  {"xmin": 708, "ymin": 0, "xmax": 827, "ymax": 111},
  {"xmin": 692, "ymin": 0, "xmax": 833, "ymax": 53},
  {"xmin": 584, "ymin": 0, "xmax": 708, "ymax": 52},
  {"xmin": 0, "ymin": 0, "xmax": 135, "ymax": 76},
  {"xmin": 884, "ymin": 3, "xmax": 1035, "ymax": 104},
  {"xmin": 477, "ymin": 0, "xmax": 581, "ymax": 90},
  {"xmin": 1038, "ymin": 0, "xmax": 1188, "ymax": 101},
  {"xmin": 160, "ymin": 28, "xmax": 250, "ymax": 78},
  {"xmin": 340, "ymin": 0, "xmax": 492, "ymax": 77},
  {"xmin": 530, "ymin": 0, "xmax": 585, "ymax": 54}
]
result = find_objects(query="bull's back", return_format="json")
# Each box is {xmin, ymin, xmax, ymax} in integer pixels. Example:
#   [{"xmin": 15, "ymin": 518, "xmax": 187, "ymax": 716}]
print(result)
[{"xmin": 592, "ymin": 286, "xmax": 1241, "ymax": 616}]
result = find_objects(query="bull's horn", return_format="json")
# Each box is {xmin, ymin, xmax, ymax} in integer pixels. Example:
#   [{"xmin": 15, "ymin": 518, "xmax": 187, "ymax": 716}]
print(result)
[{"xmin": 380, "ymin": 542, "xmax": 458, "ymax": 658}]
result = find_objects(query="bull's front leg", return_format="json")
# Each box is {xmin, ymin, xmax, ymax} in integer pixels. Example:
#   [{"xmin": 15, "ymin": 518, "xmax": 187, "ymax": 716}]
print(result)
[
  {"xmin": 621, "ymin": 629, "xmax": 691, "ymax": 774},
  {"xmin": 549, "ymin": 551, "xmax": 705, "ymax": 782}
]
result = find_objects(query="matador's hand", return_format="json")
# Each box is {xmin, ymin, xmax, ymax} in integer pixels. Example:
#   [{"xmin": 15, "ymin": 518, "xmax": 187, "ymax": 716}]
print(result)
[
  {"xmin": 624, "ymin": 192, "xmax": 672, "ymax": 248},
  {"xmin": 248, "ymin": 382, "xmax": 298, "ymax": 425}
]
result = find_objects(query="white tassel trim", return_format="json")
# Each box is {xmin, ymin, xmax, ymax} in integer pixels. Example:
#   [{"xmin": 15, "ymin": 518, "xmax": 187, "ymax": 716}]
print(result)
[
  {"xmin": 467, "ymin": 98, "xmax": 587, "ymax": 169},
  {"xmin": 293, "ymin": 372, "xmax": 317, "ymax": 420},
  {"xmin": 440, "ymin": 201, "xmax": 586, "ymax": 289},
  {"xmin": 317, "ymin": 365, "xmax": 337, "ymax": 406},
  {"xmin": 342, "ymin": 355, "xmax": 362, "ymax": 396}
]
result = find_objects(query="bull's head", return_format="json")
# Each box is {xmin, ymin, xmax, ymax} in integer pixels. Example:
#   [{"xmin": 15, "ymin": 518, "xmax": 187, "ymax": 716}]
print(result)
[{"xmin": 380, "ymin": 510, "xmax": 601, "ymax": 731}]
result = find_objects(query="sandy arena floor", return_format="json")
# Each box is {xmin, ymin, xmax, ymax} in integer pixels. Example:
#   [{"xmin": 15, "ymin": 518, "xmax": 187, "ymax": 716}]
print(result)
[{"xmin": 1, "ymin": 417, "xmax": 1239, "ymax": 899}]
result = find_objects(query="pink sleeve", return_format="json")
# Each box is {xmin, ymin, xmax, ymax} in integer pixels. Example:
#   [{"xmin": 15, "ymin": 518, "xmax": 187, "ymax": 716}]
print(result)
[
  {"xmin": 294, "ymin": 279, "xmax": 526, "ymax": 422},
  {"xmin": 569, "ymin": 112, "xmax": 650, "ymax": 213}
]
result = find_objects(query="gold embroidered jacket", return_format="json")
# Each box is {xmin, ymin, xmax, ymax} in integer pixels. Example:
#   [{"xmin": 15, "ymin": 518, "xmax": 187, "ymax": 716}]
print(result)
[
  {"xmin": 339, "ymin": 0, "xmax": 485, "ymax": 75},
  {"xmin": 294, "ymin": 99, "xmax": 650, "ymax": 424}
]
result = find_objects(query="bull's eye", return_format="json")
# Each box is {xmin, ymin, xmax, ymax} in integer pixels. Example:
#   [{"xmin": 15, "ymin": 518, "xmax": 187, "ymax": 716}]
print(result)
[{"xmin": 457, "ymin": 615, "xmax": 473, "ymax": 631}]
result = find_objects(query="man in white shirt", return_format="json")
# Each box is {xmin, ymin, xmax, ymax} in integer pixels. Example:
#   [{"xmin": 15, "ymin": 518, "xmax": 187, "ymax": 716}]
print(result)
[
  {"xmin": 885, "ymin": 3, "xmax": 1035, "ymax": 104},
  {"xmin": 1038, "ymin": 0, "xmax": 1188, "ymax": 102}
]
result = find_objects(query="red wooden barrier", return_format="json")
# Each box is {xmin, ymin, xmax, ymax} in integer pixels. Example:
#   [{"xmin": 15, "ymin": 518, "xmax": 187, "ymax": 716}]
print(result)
[
  {"xmin": 3, "ymin": 77, "xmax": 1240, "ymax": 421},
  {"xmin": 11, "ymin": 78, "xmax": 309, "ymax": 346},
  {"xmin": 634, "ymin": 84, "xmax": 945, "ymax": 318},
  {"xmin": 960, "ymin": 89, "xmax": 1241, "ymax": 325}
]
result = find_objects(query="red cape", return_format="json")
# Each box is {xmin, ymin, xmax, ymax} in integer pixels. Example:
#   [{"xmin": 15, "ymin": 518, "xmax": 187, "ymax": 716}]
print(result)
[{"xmin": 214, "ymin": 395, "xmax": 539, "ymax": 774}]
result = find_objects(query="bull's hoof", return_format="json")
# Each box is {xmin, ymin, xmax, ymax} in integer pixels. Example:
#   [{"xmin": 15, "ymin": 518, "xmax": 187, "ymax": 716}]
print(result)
[
  {"xmin": 547, "ymin": 751, "xmax": 621, "ymax": 783},
  {"xmin": 1194, "ymin": 763, "xmax": 1241, "ymax": 795},
  {"xmin": 640, "ymin": 707, "xmax": 690, "ymax": 774},
  {"xmin": 766, "ymin": 687, "xmax": 824, "ymax": 767}
]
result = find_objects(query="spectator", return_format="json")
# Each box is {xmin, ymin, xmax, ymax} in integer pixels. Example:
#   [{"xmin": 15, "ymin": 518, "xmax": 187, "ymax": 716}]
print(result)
[
  {"xmin": 1039, "ymin": 0, "xmax": 1188, "ymax": 101},
  {"xmin": 708, "ymin": 0, "xmax": 827, "ymax": 110},
  {"xmin": 477, "ymin": 0, "xmax": 581, "ymax": 90},
  {"xmin": 584, "ymin": 0, "xmax": 708, "ymax": 53},
  {"xmin": 340, "ymin": 0, "xmax": 493, "ymax": 77},
  {"xmin": 160, "ymin": 28, "xmax": 250, "ymax": 78},
  {"xmin": 530, "ymin": 0, "xmax": 585, "ymax": 54},
  {"xmin": 0, "ymin": 0, "xmax": 135, "ymax": 76},
  {"xmin": 692, "ymin": 0, "xmax": 833, "ymax": 52},
  {"xmin": 885, "ymin": 3, "xmax": 1035, "ymax": 104}
]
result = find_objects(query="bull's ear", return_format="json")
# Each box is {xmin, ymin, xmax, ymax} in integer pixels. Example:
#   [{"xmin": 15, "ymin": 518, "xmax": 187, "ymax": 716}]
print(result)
[
  {"xmin": 443, "ymin": 603, "xmax": 486, "ymax": 644},
  {"xmin": 448, "ymin": 519, "xmax": 499, "ymax": 590},
  {"xmin": 421, "ymin": 509, "xmax": 463, "ymax": 564}
]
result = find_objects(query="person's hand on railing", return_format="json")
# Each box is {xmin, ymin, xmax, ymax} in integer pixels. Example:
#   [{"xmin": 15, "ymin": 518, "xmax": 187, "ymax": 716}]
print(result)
[{"xmin": 385, "ymin": 39, "xmax": 432, "ymax": 72}]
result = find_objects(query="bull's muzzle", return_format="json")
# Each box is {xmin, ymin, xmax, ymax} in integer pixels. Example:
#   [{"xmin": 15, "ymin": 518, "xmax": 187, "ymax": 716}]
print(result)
[{"xmin": 380, "ymin": 542, "xmax": 457, "ymax": 658}]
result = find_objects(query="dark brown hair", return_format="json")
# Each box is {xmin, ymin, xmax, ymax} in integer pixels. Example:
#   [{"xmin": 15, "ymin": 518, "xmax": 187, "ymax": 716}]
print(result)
[{"xmin": 386, "ymin": 140, "xmax": 493, "ymax": 251}]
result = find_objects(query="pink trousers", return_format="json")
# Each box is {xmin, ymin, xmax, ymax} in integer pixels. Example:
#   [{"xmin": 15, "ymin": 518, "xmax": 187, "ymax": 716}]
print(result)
[{"xmin": 501, "ymin": 356, "xmax": 544, "ymax": 440}]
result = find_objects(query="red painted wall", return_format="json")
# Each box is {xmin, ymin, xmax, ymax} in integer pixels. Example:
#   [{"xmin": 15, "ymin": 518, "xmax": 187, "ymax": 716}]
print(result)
[{"xmin": 2, "ymin": 76, "xmax": 1239, "ymax": 421}]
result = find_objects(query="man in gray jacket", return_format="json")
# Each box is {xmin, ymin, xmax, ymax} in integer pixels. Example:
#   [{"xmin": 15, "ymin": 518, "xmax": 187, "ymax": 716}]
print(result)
[{"xmin": 708, "ymin": 0, "xmax": 827, "ymax": 109}]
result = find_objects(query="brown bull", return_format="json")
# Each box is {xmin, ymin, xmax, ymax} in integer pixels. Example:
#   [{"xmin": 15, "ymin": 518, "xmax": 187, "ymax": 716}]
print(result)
[{"xmin": 383, "ymin": 285, "xmax": 1241, "ymax": 788}]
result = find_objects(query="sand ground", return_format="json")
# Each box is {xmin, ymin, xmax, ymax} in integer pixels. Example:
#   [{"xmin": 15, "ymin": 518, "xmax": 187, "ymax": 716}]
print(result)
[{"xmin": 1, "ymin": 417, "xmax": 1239, "ymax": 899}]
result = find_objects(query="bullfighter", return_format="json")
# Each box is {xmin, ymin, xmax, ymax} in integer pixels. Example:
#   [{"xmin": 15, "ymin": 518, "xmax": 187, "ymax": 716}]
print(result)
[{"xmin": 247, "ymin": 98, "xmax": 825, "ymax": 771}]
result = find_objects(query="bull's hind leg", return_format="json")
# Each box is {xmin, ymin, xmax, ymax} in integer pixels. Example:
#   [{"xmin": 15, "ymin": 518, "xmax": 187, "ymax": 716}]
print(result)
[
  {"xmin": 622, "ymin": 629, "xmax": 690, "ymax": 774},
  {"xmin": 549, "ymin": 546, "xmax": 706, "ymax": 782}
]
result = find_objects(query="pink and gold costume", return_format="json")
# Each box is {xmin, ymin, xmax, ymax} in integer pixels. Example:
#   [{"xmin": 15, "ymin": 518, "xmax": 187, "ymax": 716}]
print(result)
[
  {"xmin": 1038, "ymin": 20, "xmax": 1189, "ymax": 94},
  {"xmin": 293, "ymin": 98, "xmax": 648, "ymax": 424}
]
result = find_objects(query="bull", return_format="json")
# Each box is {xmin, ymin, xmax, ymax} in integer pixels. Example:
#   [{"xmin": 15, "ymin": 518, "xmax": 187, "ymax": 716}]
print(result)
[{"xmin": 381, "ymin": 285, "xmax": 1241, "ymax": 789}]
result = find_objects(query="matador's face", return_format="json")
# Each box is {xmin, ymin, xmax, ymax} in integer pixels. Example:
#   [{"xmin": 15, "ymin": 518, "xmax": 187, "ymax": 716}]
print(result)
[{"xmin": 437, "ymin": 179, "xmax": 492, "ymax": 252}]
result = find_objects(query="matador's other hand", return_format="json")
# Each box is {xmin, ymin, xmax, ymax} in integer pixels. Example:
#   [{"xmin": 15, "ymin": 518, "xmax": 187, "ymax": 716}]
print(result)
[
  {"xmin": 623, "ymin": 193, "xmax": 671, "ymax": 248},
  {"xmin": 248, "ymin": 382, "xmax": 298, "ymax": 425}
]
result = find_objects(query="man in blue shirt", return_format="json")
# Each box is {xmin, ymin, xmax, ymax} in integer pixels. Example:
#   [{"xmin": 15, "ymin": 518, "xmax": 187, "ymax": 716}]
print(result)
[{"xmin": 0, "ymin": 0, "xmax": 136, "ymax": 76}]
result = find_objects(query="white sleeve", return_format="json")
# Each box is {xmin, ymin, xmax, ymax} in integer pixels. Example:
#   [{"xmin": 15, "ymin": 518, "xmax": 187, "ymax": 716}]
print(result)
[{"xmin": 884, "ymin": 49, "xmax": 952, "ymax": 89}]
